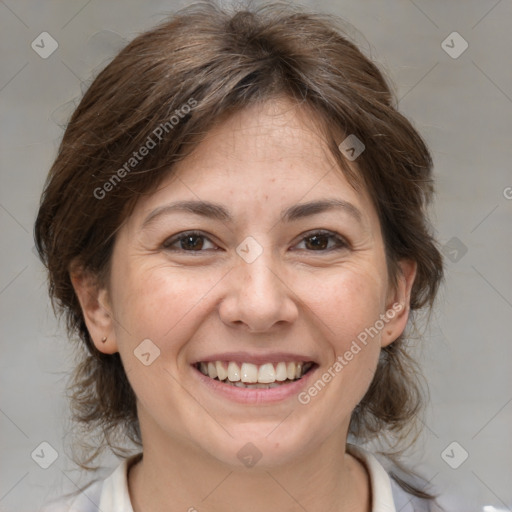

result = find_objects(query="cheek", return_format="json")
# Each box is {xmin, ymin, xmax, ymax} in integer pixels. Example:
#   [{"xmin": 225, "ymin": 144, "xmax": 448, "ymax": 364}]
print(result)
[
  {"xmin": 301, "ymin": 266, "xmax": 386, "ymax": 408},
  {"xmin": 110, "ymin": 259, "xmax": 223, "ymax": 350},
  {"xmin": 108, "ymin": 262, "xmax": 225, "ymax": 412},
  {"xmin": 307, "ymin": 265, "xmax": 387, "ymax": 348}
]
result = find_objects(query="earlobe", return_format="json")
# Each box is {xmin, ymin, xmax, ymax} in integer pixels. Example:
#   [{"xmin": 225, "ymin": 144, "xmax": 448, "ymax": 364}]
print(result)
[
  {"xmin": 69, "ymin": 269, "xmax": 118, "ymax": 355},
  {"xmin": 381, "ymin": 259, "xmax": 417, "ymax": 348}
]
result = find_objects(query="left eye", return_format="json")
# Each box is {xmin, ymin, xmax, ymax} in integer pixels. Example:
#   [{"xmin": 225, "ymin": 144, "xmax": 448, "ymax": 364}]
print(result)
[
  {"xmin": 294, "ymin": 231, "xmax": 348, "ymax": 251},
  {"xmin": 162, "ymin": 230, "xmax": 348, "ymax": 253}
]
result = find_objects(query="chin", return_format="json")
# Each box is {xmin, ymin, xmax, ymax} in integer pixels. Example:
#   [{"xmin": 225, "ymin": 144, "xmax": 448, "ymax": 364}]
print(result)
[{"xmin": 190, "ymin": 416, "xmax": 330, "ymax": 470}]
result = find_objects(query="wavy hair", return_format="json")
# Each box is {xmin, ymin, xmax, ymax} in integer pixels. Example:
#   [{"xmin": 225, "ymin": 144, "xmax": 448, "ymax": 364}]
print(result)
[{"xmin": 34, "ymin": 0, "xmax": 443, "ymax": 501}]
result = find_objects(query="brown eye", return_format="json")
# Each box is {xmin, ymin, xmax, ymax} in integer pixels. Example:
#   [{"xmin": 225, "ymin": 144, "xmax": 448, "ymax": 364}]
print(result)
[
  {"xmin": 304, "ymin": 234, "xmax": 329, "ymax": 250},
  {"xmin": 163, "ymin": 231, "xmax": 216, "ymax": 252},
  {"xmin": 296, "ymin": 231, "xmax": 349, "ymax": 252},
  {"xmin": 180, "ymin": 234, "xmax": 204, "ymax": 250}
]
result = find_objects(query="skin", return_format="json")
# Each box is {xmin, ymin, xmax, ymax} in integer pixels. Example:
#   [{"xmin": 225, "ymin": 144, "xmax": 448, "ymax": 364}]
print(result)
[{"xmin": 71, "ymin": 97, "xmax": 416, "ymax": 512}]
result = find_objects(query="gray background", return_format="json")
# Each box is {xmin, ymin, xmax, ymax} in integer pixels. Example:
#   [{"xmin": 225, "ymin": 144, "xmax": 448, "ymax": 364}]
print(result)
[{"xmin": 1, "ymin": 0, "xmax": 511, "ymax": 510}]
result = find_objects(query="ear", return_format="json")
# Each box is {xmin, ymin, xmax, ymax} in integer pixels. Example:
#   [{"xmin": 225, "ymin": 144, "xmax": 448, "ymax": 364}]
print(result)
[
  {"xmin": 69, "ymin": 265, "xmax": 118, "ymax": 355},
  {"xmin": 381, "ymin": 258, "xmax": 417, "ymax": 348}
]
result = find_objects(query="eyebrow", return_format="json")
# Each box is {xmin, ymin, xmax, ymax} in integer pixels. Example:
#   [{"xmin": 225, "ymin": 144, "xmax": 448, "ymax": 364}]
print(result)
[{"xmin": 141, "ymin": 198, "xmax": 363, "ymax": 229}]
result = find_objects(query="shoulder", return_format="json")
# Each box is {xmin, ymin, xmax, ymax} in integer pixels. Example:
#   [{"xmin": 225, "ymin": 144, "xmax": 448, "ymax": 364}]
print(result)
[
  {"xmin": 39, "ymin": 454, "xmax": 140, "ymax": 512},
  {"xmin": 39, "ymin": 479, "xmax": 103, "ymax": 512},
  {"xmin": 40, "ymin": 453, "xmax": 142, "ymax": 512},
  {"xmin": 346, "ymin": 443, "xmax": 444, "ymax": 512},
  {"xmin": 390, "ymin": 478, "xmax": 444, "ymax": 512}
]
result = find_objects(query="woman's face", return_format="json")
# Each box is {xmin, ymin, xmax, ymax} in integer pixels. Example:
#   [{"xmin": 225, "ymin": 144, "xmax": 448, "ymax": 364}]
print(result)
[{"xmin": 77, "ymin": 98, "xmax": 414, "ymax": 468}]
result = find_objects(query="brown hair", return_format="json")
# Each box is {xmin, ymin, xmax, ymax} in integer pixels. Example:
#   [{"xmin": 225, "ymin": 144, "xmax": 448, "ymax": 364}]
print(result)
[{"xmin": 34, "ymin": 0, "xmax": 443, "ymax": 501}]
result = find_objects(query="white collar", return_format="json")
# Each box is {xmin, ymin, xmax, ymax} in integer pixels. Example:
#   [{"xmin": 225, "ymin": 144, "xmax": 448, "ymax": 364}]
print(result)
[
  {"xmin": 98, "ymin": 444, "xmax": 397, "ymax": 511},
  {"xmin": 346, "ymin": 443, "xmax": 397, "ymax": 512}
]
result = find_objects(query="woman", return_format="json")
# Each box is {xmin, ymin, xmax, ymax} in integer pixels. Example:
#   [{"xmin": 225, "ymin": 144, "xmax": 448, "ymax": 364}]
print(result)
[{"xmin": 35, "ymin": 2, "xmax": 444, "ymax": 510}]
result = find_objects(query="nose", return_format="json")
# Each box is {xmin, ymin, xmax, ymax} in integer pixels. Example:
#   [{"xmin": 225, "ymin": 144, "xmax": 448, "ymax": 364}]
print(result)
[{"xmin": 218, "ymin": 251, "xmax": 299, "ymax": 333}]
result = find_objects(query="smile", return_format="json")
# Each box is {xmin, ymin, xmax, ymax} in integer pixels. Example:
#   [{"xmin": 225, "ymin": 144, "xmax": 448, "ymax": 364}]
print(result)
[{"xmin": 194, "ymin": 361, "xmax": 314, "ymax": 389}]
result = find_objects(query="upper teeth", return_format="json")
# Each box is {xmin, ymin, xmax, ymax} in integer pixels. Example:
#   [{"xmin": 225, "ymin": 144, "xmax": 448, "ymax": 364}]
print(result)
[{"xmin": 197, "ymin": 361, "xmax": 311, "ymax": 384}]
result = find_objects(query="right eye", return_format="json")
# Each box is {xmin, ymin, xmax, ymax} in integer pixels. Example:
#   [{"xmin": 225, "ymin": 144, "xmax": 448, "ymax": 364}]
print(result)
[{"xmin": 162, "ymin": 231, "xmax": 219, "ymax": 253}]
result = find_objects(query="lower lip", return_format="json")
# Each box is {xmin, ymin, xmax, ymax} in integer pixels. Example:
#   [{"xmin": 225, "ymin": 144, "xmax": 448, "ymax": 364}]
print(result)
[{"xmin": 192, "ymin": 365, "xmax": 318, "ymax": 404}]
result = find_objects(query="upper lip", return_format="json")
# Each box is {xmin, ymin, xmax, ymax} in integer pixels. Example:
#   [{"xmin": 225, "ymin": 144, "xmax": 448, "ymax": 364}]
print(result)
[{"xmin": 192, "ymin": 352, "xmax": 317, "ymax": 365}]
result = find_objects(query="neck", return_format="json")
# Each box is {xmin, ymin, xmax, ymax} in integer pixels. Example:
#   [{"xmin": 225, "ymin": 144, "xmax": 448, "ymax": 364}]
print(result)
[{"xmin": 128, "ymin": 424, "xmax": 371, "ymax": 512}]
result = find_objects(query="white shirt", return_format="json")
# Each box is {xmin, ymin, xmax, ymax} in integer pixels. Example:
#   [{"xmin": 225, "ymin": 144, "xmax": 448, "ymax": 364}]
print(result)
[{"xmin": 42, "ymin": 444, "xmax": 440, "ymax": 511}]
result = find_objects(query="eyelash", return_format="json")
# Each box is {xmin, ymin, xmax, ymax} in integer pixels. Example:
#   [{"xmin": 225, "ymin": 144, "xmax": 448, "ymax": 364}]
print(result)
[{"xmin": 162, "ymin": 230, "xmax": 349, "ymax": 254}]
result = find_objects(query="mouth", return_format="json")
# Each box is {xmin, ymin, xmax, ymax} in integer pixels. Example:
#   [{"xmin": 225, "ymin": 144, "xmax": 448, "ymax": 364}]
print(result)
[{"xmin": 193, "ymin": 360, "xmax": 316, "ymax": 390}]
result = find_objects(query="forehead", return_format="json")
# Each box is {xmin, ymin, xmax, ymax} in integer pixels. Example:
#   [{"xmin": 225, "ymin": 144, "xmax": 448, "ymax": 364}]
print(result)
[
  {"xmin": 128, "ymin": 98, "xmax": 379, "ymax": 231},
  {"xmin": 180, "ymin": 98, "xmax": 336, "ymax": 172}
]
